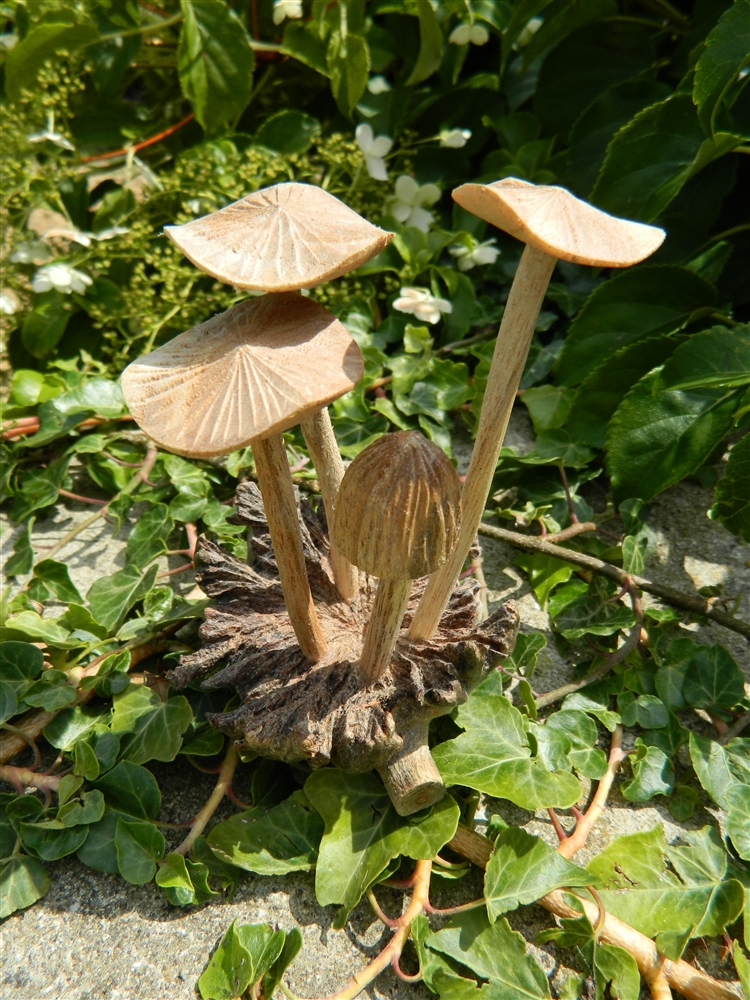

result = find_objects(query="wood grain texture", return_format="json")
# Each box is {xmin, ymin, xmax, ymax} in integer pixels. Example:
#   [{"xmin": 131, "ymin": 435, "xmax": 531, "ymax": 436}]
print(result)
[
  {"xmin": 409, "ymin": 245, "xmax": 556, "ymax": 641},
  {"xmin": 121, "ymin": 293, "xmax": 363, "ymax": 458},
  {"xmin": 165, "ymin": 182, "xmax": 394, "ymax": 291},
  {"xmin": 333, "ymin": 431, "xmax": 461, "ymax": 581},
  {"xmin": 170, "ymin": 481, "xmax": 519, "ymax": 787},
  {"xmin": 359, "ymin": 577, "xmax": 411, "ymax": 684},
  {"xmin": 300, "ymin": 408, "xmax": 358, "ymax": 602},
  {"xmin": 452, "ymin": 178, "xmax": 665, "ymax": 267}
]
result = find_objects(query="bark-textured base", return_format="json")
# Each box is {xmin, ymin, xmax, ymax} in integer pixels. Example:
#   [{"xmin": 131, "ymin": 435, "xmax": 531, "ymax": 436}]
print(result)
[{"xmin": 171, "ymin": 482, "xmax": 519, "ymax": 792}]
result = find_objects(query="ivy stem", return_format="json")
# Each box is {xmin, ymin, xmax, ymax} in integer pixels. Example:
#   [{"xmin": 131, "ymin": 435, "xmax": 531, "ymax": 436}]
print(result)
[
  {"xmin": 544, "ymin": 521, "xmax": 597, "ymax": 543},
  {"xmin": 97, "ymin": 10, "xmax": 183, "ymax": 42},
  {"xmin": 558, "ymin": 464, "xmax": 579, "ymax": 523},
  {"xmin": 0, "ymin": 723, "xmax": 41, "ymax": 769},
  {"xmin": 0, "ymin": 765, "xmax": 61, "ymax": 793},
  {"xmin": 476, "ymin": 521, "xmax": 750, "ymax": 640},
  {"xmin": 174, "ymin": 744, "xmax": 239, "ymax": 856},
  {"xmin": 547, "ymin": 807, "xmax": 568, "ymax": 844},
  {"xmin": 719, "ymin": 711, "xmax": 750, "ymax": 743},
  {"xmin": 423, "ymin": 895, "xmax": 487, "ymax": 917}
]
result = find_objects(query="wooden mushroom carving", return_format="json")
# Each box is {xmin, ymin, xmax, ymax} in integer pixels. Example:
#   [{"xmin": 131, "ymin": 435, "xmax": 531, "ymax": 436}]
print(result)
[
  {"xmin": 122, "ymin": 293, "xmax": 363, "ymax": 662},
  {"xmin": 162, "ymin": 181, "xmax": 394, "ymax": 603},
  {"xmin": 332, "ymin": 432, "xmax": 460, "ymax": 685},
  {"xmin": 409, "ymin": 178, "xmax": 666, "ymax": 641}
]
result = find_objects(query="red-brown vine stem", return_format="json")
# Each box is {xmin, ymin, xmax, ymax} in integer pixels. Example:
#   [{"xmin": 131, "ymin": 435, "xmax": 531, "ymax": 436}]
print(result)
[{"xmin": 174, "ymin": 744, "xmax": 240, "ymax": 856}]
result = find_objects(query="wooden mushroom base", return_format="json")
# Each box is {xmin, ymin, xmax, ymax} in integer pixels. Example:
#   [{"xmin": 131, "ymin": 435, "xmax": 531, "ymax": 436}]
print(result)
[{"xmin": 170, "ymin": 482, "xmax": 520, "ymax": 815}]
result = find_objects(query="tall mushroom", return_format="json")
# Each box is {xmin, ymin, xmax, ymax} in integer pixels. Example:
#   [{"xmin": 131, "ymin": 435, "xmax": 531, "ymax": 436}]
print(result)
[
  {"xmin": 332, "ymin": 431, "xmax": 461, "ymax": 685},
  {"xmin": 164, "ymin": 182, "xmax": 394, "ymax": 603},
  {"xmin": 409, "ymin": 178, "xmax": 666, "ymax": 641},
  {"xmin": 121, "ymin": 292, "xmax": 363, "ymax": 662}
]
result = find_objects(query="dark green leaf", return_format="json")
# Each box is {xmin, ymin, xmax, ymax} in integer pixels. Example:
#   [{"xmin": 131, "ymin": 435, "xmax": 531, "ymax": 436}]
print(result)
[
  {"xmin": 433, "ymin": 671, "xmax": 582, "ymax": 809},
  {"xmin": 591, "ymin": 95, "xmax": 741, "ymax": 221},
  {"xmin": 113, "ymin": 686, "xmax": 193, "ymax": 765},
  {"xmin": 427, "ymin": 908, "xmax": 551, "ymax": 998},
  {"xmin": 198, "ymin": 921, "xmax": 285, "ymax": 1000},
  {"xmin": 0, "ymin": 856, "xmax": 50, "ymax": 918},
  {"xmin": 557, "ymin": 266, "xmax": 716, "ymax": 387},
  {"xmin": 505, "ymin": 632, "xmax": 547, "ymax": 676},
  {"xmin": 92, "ymin": 760, "xmax": 161, "ymax": 819},
  {"xmin": 253, "ymin": 110, "xmax": 321, "ymax": 154},
  {"xmin": 485, "ymin": 827, "xmax": 593, "ymax": 919},
  {"xmin": 682, "ymin": 643, "xmax": 746, "ymax": 710},
  {"xmin": 114, "ymin": 817, "xmax": 165, "ymax": 884},
  {"xmin": 124, "ymin": 503, "xmax": 174, "ymax": 568},
  {"xmin": 657, "ymin": 325, "xmax": 750, "ymax": 391},
  {"xmin": 57, "ymin": 789, "xmax": 105, "ymax": 828},
  {"xmin": 693, "ymin": 0, "xmax": 750, "ymax": 134},
  {"xmin": 4, "ymin": 521, "xmax": 34, "ymax": 576},
  {"xmin": 19, "ymin": 819, "xmax": 89, "ymax": 860},
  {"xmin": 30, "ymin": 559, "xmax": 82, "ymax": 603},
  {"xmin": 606, "ymin": 370, "xmax": 740, "ymax": 505},
  {"xmin": 22, "ymin": 297, "xmax": 71, "ymax": 359},
  {"xmin": 281, "ymin": 21, "xmax": 329, "ymax": 76},
  {"xmin": 305, "ymin": 769, "xmax": 459, "ymax": 927},
  {"xmin": 711, "ymin": 431, "xmax": 750, "ymax": 541},
  {"xmin": 621, "ymin": 741, "xmax": 674, "ymax": 802},
  {"xmin": 554, "ymin": 577, "xmax": 635, "ymax": 639},
  {"xmin": 327, "ymin": 31, "xmax": 369, "ymax": 117},
  {"xmin": 207, "ymin": 790, "xmax": 323, "ymax": 875},
  {"xmin": 262, "ymin": 927, "xmax": 303, "ymax": 999},
  {"xmin": 156, "ymin": 851, "xmax": 218, "ymax": 906},
  {"xmin": 178, "ymin": 0, "xmax": 254, "ymax": 134},
  {"xmin": 87, "ymin": 564, "xmax": 159, "ymax": 633},
  {"xmin": 405, "ymin": 0, "xmax": 443, "ymax": 85}
]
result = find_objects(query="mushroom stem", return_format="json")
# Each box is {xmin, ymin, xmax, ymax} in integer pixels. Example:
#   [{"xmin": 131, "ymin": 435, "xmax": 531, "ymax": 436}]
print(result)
[
  {"xmin": 300, "ymin": 408, "xmax": 359, "ymax": 603},
  {"xmin": 409, "ymin": 244, "xmax": 556, "ymax": 640},
  {"xmin": 253, "ymin": 433, "xmax": 328, "ymax": 662},
  {"xmin": 378, "ymin": 722, "xmax": 445, "ymax": 816},
  {"xmin": 360, "ymin": 577, "xmax": 412, "ymax": 684}
]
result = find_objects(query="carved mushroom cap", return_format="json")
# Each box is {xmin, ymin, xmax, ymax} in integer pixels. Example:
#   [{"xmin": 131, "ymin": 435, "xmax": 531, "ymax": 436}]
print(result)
[
  {"xmin": 121, "ymin": 293, "xmax": 362, "ymax": 458},
  {"xmin": 332, "ymin": 431, "xmax": 461, "ymax": 581},
  {"xmin": 452, "ymin": 178, "xmax": 665, "ymax": 268},
  {"xmin": 165, "ymin": 182, "xmax": 394, "ymax": 291}
]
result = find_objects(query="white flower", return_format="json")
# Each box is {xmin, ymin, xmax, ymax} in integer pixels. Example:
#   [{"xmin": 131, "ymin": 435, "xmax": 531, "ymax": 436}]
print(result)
[
  {"xmin": 10, "ymin": 241, "xmax": 53, "ymax": 264},
  {"xmin": 449, "ymin": 22, "xmax": 489, "ymax": 46},
  {"xmin": 387, "ymin": 175, "xmax": 441, "ymax": 233},
  {"xmin": 367, "ymin": 75, "xmax": 391, "ymax": 95},
  {"xmin": 0, "ymin": 289, "xmax": 19, "ymax": 315},
  {"xmin": 272, "ymin": 0, "xmax": 303, "ymax": 24},
  {"xmin": 94, "ymin": 226, "xmax": 130, "ymax": 241},
  {"xmin": 355, "ymin": 123, "xmax": 393, "ymax": 181},
  {"xmin": 27, "ymin": 112, "xmax": 75, "ymax": 151},
  {"xmin": 32, "ymin": 263, "xmax": 92, "ymax": 296},
  {"xmin": 439, "ymin": 128, "xmax": 471, "ymax": 149},
  {"xmin": 393, "ymin": 287, "xmax": 452, "ymax": 325},
  {"xmin": 449, "ymin": 238, "xmax": 499, "ymax": 272},
  {"xmin": 517, "ymin": 16, "xmax": 543, "ymax": 47}
]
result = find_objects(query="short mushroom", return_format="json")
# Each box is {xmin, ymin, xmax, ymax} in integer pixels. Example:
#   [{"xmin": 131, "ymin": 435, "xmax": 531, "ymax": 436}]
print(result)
[
  {"xmin": 408, "ymin": 178, "xmax": 666, "ymax": 641},
  {"xmin": 164, "ymin": 182, "xmax": 394, "ymax": 603},
  {"xmin": 332, "ymin": 431, "xmax": 461, "ymax": 684},
  {"xmin": 121, "ymin": 292, "xmax": 364, "ymax": 662}
]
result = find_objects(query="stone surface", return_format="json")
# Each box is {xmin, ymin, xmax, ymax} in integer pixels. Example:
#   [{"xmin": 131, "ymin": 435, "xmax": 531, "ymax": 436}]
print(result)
[{"xmin": 1, "ymin": 408, "xmax": 748, "ymax": 999}]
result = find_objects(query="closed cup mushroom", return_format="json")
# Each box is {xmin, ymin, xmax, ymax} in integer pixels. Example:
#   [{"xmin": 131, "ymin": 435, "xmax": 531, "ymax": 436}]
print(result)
[
  {"xmin": 409, "ymin": 178, "xmax": 666, "ymax": 641},
  {"xmin": 164, "ymin": 182, "xmax": 394, "ymax": 604},
  {"xmin": 122, "ymin": 292, "xmax": 363, "ymax": 662},
  {"xmin": 332, "ymin": 431, "xmax": 461, "ymax": 684}
]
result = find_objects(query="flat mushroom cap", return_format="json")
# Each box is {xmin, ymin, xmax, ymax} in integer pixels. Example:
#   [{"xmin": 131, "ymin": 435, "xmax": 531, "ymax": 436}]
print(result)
[
  {"xmin": 452, "ymin": 178, "xmax": 665, "ymax": 268},
  {"xmin": 121, "ymin": 292, "xmax": 363, "ymax": 459},
  {"xmin": 332, "ymin": 431, "xmax": 461, "ymax": 581},
  {"xmin": 165, "ymin": 182, "xmax": 394, "ymax": 291}
]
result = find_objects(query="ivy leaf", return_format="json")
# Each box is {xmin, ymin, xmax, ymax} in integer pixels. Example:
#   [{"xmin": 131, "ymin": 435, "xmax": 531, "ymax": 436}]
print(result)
[
  {"xmin": 57, "ymin": 789, "xmax": 105, "ymax": 828},
  {"xmin": 621, "ymin": 741, "xmax": 674, "ymax": 802},
  {"xmin": 114, "ymin": 817, "xmax": 165, "ymax": 884},
  {"xmin": 305, "ymin": 769, "xmax": 459, "ymax": 927},
  {"xmin": 605, "ymin": 370, "xmax": 740, "ymax": 506},
  {"xmin": 514, "ymin": 553, "xmax": 572, "ymax": 610},
  {"xmin": 0, "ymin": 642, "xmax": 44, "ymax": 718},
  {"xmin": 591, "ymin": 94, "xmax": 741, "ymax": 221},
  {"xmin": 29, "ymin": 559, "xmax": 82, "ymax": 604},
  {"xmin": 726, "ymin": 784, "xmax": 750, "ymax": 861},
  {"xmin": 87, "ymin": 564, "xmax": 159, "ymax": 633},
  {"xmin": 553, "ymin": 577, "xmax": 636, "ymax": 639},
  {"xmin": 114, "ymin": 689, "xmax": 193, "ymax": 765},
  {"xmin": 262, "ymin": 927, "xmax": 303, "ymax": 1000},
  {"xmin": 0, "ymin": 856, "xmax": 50, "ymax": 918},
  {"xmin": 432, "ymin": 672, "xmax": 582, "ymax": 810},
  {"xmin": 178, "ymin": 0, "xmax": 254, "ymax": 135},
  {"xmin": 198, "ymin": 921, "xmax": 286, "ymax": 1000},
  {"xmin": 156, "ymin": 852, "xmax": 218, "ymax": 906},
  {"xmin": 595, "ymin": 943, "xmax": 641, "ymax": 1000},
  {"xmin": 710, "ymin": 431, "xmax": 750, "ymax": 542},
  {"xmin": 327, "ymin": 31, "xmax": 369, "ymax": 118},
  {"xmin": 4, "ymin": 520, "xmax": 34, "ymax": 576},
  {"xmin": 281, "ymin": 21, "xmax": 329, "ymax": 76},
  {"xmin": 657, "ymin": 325, "xmax": 750, "ymax": 391},
  {"xmin": 92, "ymin": 760, "xmax": 161, "ymax": 819},
  {"xmin": 207, "ymin": 790, "xmax": 324, "ymax": 875},
  {"xmin": 505, "ymin": 632, "xmax": 546, "ymax": 676},
  {"xmin": 485, "ymin": 828, "xmax": 593, "ymax": 920},
  {"xmin": 688, "ymin": 732, "xmax": 750, "ymax": 810},
  {"xmin": 587, "ymin": 825, "xmax": 744, "ymax": 956},
  {"xmin": 427, "ymin": 907, "xmax": 551, "ymax": 998},
  {"xmin": 0, "ymin": 611, "xmax": 76, "ymax": 649},
  {"xmin": 693, "ymin": 0, "xmax": 750, "ymax": 135},
  {"xmin": 124, "ymin": 503, "xmax": 174, "ymax": 568},
  {"xmin": 4, "ymin": 20, "xmax": 99, "ymax": 103},
  {"xmin": 254, "ymin": 110, "xmax": 321, "ymax": 155},
  {"xmin": 682, "ymin": 643, "xmax": 746, "ymax": 711},
  {"xmin": 557, "ymin": 266, "xmax": 716, "ymax": 387},
  {"xmin": 18, "ymin": 819, "xmax": 89, "ymax": 861}
]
